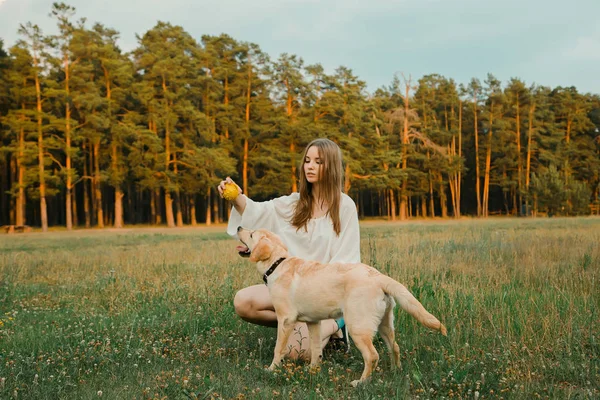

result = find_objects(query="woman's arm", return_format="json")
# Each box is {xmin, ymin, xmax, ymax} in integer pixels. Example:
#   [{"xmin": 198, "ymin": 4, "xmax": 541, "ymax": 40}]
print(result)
[
  {"xmin": 218, "ymin": 178, "xmax": 298, "ymax": 238},
  {"xmin": 218, "ymin": 177, "xmax": 246, "ymax": 214}
]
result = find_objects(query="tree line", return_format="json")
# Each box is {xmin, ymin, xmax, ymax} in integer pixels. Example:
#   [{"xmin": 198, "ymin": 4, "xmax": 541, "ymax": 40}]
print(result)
[{"xmin": 1, "ymin": 3, "xmax": 599, "ymax": 231}]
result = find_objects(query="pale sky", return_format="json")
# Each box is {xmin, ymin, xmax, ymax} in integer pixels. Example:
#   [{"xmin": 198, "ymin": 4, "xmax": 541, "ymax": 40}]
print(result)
[{"xmin": 1, "ymin": 0, "xmax": 599, "ymax": 94}]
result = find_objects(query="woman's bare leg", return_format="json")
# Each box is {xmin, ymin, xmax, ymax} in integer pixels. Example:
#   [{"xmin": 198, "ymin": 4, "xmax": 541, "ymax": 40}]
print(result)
[
  {"xmin": 234, "ymin": 285, "xmax": 341, "ymax": 360},
  {"xmin": 284, "ymin": 319, "xmax": 340, "ymax": 361},
  {"xmin": 234, "ymin": 284, "xmax": 277, "ymax": 327}
]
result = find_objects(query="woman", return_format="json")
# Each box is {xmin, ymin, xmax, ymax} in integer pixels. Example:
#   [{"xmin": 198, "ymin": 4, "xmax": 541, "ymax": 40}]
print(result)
[{"xmin": 218, "ymin": 138, "xmax": 361, "ymax": 360}]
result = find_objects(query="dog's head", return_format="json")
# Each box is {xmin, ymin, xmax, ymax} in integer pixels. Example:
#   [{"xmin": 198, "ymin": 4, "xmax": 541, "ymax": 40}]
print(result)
[{"xmin": 236, "ymin": 227, "xmax": 288, "ymax": 263}]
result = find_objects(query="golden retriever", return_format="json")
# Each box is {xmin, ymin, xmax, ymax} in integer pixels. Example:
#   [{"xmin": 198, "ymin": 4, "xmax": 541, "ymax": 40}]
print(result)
[{"xmin": 236, "ymin": 227, "xmax": 447, "ymax": 386}]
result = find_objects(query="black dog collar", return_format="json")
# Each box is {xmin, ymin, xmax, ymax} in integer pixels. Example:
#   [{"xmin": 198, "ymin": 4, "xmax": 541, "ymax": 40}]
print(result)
[{"xmin": 263, "ymin": 257, "xmax": 286, "ymax": 284}]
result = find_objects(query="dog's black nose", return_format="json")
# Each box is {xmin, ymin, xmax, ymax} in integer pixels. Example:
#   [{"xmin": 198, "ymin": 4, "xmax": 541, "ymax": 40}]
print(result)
[{"xmin": 237, "ymin": 226, "xmax": 242, "ymax": 232}]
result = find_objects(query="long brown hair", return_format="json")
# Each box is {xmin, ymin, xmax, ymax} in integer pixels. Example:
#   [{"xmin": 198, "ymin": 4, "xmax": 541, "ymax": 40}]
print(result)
[{"xmin": 291, "ymin": 138, "xmax": 344, "ymax": 235}]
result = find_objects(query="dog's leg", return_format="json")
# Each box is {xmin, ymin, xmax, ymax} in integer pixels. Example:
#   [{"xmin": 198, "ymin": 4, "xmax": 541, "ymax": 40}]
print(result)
[
  {"xmin": 268, "ymin": 317, "xmax": 295, "ymax": 371},
  {"xmin": 378, "ymin": 303, "xmax": 401, "ymax": 369},
  {"xmin": 348, "ymin": 330, "xmax": 379, "ymax": 387},
  {"xmin": 306, "ymin": 321, "xmax": 323, "ymax": 367}
]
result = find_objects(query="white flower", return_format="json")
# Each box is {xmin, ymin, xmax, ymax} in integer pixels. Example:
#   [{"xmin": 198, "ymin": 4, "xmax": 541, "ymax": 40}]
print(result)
[{"xmin": 97, "ymin": 390, "xmax": 103, "ymax": 397}]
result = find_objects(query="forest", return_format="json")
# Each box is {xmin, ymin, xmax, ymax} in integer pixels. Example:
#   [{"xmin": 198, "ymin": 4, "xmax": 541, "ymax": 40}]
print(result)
[{"xmin": 1, "ymin": 3, "xmax": 599, "ymax": 231}]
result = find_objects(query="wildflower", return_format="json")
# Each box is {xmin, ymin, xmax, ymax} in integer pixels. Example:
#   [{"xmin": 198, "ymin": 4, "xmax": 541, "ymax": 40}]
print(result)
[{"xmin": 97, "ymin": 390, "xmax": 103, "ymax": 396}]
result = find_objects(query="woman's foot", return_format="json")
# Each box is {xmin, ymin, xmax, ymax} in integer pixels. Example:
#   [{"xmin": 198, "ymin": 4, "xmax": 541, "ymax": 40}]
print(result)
[{"xmin": 328, "ymin": 317, "xmax": 350, "ymax": 352}]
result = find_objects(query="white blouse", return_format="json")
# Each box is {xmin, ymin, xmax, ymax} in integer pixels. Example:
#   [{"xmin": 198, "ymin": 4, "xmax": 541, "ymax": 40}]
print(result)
[{"xmin": 227, "ymin": 192, "xmax": 361, "ymax": 264}]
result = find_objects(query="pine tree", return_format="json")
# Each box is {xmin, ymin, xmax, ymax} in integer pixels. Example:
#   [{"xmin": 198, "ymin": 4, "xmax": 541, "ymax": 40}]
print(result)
[
  {"xmin": 16, "ymin": 23, "xmax": 54, "ymax": 231},
  {"xmin": 504, "ymin": 78, "xmax": 528, "ymax": 211},
  {"xmin": 134, "ymin": 22, "xmax": 203, "ymax": 227},
  {"xmin": 91, "ymin": 23, "xmax": 135, "ymax": 228},
  {"xmin": 482, "ymin": 74, "xmax": 505, "ymax": 216},
  {"xmin": 0, "ymin": 39, "xmax": 18, "ymax": 225},
  {"xmin": 466, "ymin": 78, "xmax": 484, "ymax": 216},
  {"xmin": 550, "ymin": 87, "xmax": 594, "ymax": 184},
  {"xmin": 272, "ymin": 53, "xmax": 310, "ymax": 192},
  {"xmin": 47, "ymin": 2, "xmax": 81, "ymax": 229}
]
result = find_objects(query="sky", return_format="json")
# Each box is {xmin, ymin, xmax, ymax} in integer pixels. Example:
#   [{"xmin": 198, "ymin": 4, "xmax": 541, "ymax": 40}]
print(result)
[{"xmin": 0, "ymin": 0, "xmax": 599, "ymax": 95}]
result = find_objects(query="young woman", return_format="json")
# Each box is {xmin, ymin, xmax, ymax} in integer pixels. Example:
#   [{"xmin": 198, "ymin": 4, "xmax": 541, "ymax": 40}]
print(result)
[{"xmin": 218, "ymin": 138, "xmax": 361, "ymax": 359}]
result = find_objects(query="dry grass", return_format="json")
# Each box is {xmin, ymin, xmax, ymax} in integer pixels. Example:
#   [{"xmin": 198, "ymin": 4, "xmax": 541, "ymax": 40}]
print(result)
[{"xmin": 0, "ymin": 217, "xmax": 599, "ymax": 399}]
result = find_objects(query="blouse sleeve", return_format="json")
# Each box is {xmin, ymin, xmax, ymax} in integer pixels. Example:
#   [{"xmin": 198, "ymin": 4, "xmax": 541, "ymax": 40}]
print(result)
[
  {"xmin": 329, "ymin": 195, "xmax": 361, "ymax": 264},
  {"xmin": 226, "ymin": 193, "xmax": 298, "ymax": 238}
]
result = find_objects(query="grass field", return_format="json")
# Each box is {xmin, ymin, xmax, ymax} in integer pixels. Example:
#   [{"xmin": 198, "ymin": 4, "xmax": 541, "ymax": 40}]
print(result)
[{"xmin": 1, "ymin": 218, "xmax": 599, "ymax": 399}]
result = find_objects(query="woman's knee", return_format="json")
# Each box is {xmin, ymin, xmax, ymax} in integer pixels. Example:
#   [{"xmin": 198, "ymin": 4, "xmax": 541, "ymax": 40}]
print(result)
[{"xmin": 233, "ymin": 289, "xmax": 253, "ymax": 319}]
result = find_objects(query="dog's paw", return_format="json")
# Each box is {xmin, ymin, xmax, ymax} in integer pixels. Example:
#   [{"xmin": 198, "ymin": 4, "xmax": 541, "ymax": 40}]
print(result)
[
  {"xmin": 350, "ymin": 379, "xmax": 362, "ymax": 388},
  {"xmin": 267, "ymin": 363, "xmax": 278, "ymax": 372}
]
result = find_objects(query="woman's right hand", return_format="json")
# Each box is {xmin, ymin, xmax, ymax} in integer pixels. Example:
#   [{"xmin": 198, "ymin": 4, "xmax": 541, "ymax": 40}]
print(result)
[
  {"xmin": 217, "ymin": 177, "xmax": 242, "ymax": 200},
  {"xmin": 218, "ymin": 177, "xmax": 246, "ymax": 215}
]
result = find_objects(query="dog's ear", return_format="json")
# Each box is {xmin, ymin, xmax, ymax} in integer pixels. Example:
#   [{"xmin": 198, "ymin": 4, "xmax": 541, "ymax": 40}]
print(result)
[{"xmin": 249, "ymin": 237, "xmax": 273, "ymax": 262}]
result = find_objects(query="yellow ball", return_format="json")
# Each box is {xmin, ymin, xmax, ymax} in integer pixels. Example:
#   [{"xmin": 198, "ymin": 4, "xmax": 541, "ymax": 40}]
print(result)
[{"xmin": 223, "ymin": 182, "xmax": 240, "ymax": 201}]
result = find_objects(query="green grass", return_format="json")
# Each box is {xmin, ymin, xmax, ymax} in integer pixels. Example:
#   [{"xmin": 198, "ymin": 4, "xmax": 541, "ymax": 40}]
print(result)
[{"xmin": 1, "ymin": 218, "xmax": 599, "ymax": 399}]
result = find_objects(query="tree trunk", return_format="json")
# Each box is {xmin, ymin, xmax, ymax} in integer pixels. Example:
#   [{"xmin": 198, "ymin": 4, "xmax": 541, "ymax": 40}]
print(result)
[
  {"xmin": 65, "ymin": 54, "xmax": 73, "ymax": 230},
  {"xmin": 429, "ymin": 174, "xmax": 435, "ymax": 218},
  {"xmin": 400, "ymin": 79, "xmax": 411, "ymax": 220},
  {"xmin": 526, "ymin": 104, "xmax": 535, "ymax": 189},
  {"xmin": 565, "ymin": 118, "xmax": 572, "ymax": 183},
  {"xmin": 9, "ymin": 156, "xmax": 15, "ymax": 224},
  {"xmin": 172, "ymin": 153, "xmax": 183, "ymax": 227},
  {"xmin": 114, "ymin": 189, "xmax": 124, "ymax": 228},
  {"xmin": 457, "ymin": 100, "xmax": 462, "ymax": 217},
  {"xmin": 427, "ymin": 151, "xmax": 434, "ymax": 217},
  {"xmin": 483, "ymin": 108, "xmax": 493, "ymax": 217},
  {"xmin": 83, "ymin": 142, "xmax": 91, "ymax": 228},
  {"xmin": 94, "ymin": 139, "xmax": 104, "ymax": 228},
  {"xmin": 150, "ymin": 189, "xmax": 156, "ymax": 224},
  {"xmin": 205, "ymin": 187, "xmax": 211, "ymax": 226},
  {"xmin": 112, "ymin": 142, "xmax": 124, "ymax": 228},
  {"xmin": 212, "ymin": 190, "xmax": 220, "ymax": 224},
  {"xmin": 35, "ymin": 70, "xmax": 48, "ymax": 232},
  {"xmin": 190, "ymin": 196, "xmax": 197, "ymax": 226},
  {"xmin": 389, "ymin": 189, "xmax": 396, "ymax": 221},
  {"xmin": 473, "ymin": 95, "xmax": 482, "ymax": 217},
  {"xmin": 515, "ymin": 97, "xmax": 522, "ymax": 212},
  {"xmin": 290, "ymin": 141, "xmax": 297, "ymax": 192},
  {"xmin": 16, "ymin": 109, "xmax": 26, "ymax": 226},
  {"xmin": 386, "ymin": 190, "xmax": 390, "ymax": 220},
  {"xmin": 162, "ymin": 78, "xmax": 175, "ymax": 228},
  {"xmin": 243, "ymin": 138, "xmax": 249, "ymax": 196},
  {"xmin": 448, "ymin": 167, "xmax": 457, "ymax": 218},
  {"xmin": 243, "ymin": 61, "xmax": 252, "ymax": 196},
  {"xmin": 438, "ymin": 173, "xmax": 448, "ymax": 218},
  {"xmin": 165, "ymin": 192, "xmax": 175, "ymax": 227},
  {"xmin": 176, "ymin": 192, "xmax": 184, "ymax": 227},
  {"xmin": 154, "ymin": 188, "xmax": 162, "ymax": 224},
  {"xmin": 72, "ymin": 185, "xmax": 78, "ymax": 227},
  {"xmin": 88, "ymin": 140, "xmax": 95, "ymax": 225},
  {"xmin": 224, "ymin": 73, "xmax": 229, "ymax": 139}
]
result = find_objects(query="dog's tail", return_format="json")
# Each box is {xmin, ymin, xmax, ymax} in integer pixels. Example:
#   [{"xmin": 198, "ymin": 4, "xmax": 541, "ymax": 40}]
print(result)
[{"xmin": 378, "ymin": 275, "xmax": 447, "ymax": 336}]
